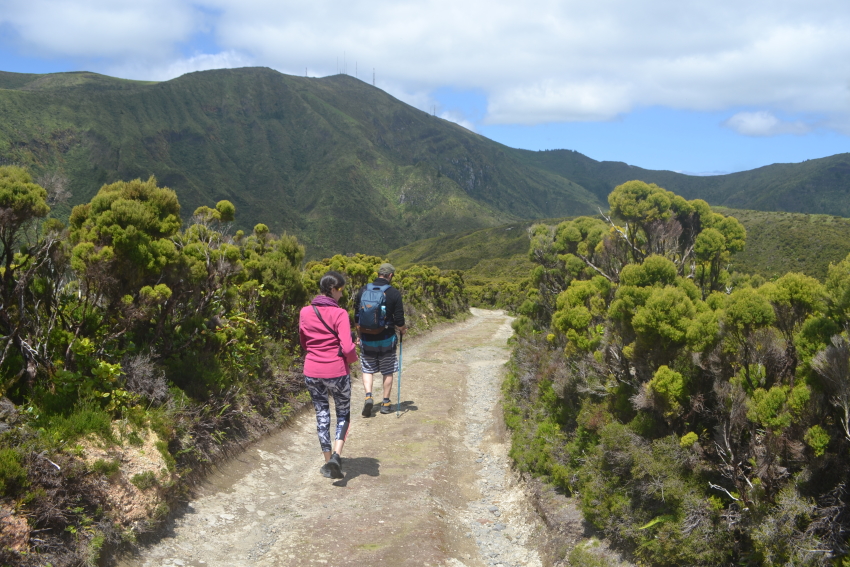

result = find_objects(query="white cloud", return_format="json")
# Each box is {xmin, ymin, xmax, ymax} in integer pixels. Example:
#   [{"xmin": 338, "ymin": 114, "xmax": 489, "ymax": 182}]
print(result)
[
  {"xmin": 486, "ymin": 80, "xmax": 633, "ymax": 124},
  {"xmin": 0, "ymin": 0, "xmax": 196, "ymax": 59},
  {"xmin": 678, "ymin": 170, "xmax": 733, "ymax": 177},
  {"xmin": 3, "ymin": 0, "xmax": 850, "ymax": 132},
  {"xmin": 723, "ymin": 111, "xmax": 813, "ymax": 137},
  {"xmin": 439, "ymin": 111, "xmax": 476, "ymax": 132},
  {"xmin": 376, "ymin": 80, "xmax": 433, "ymax": 112},
  {"xmin": 110, "ymin": 51, "xmax": 254, "ymax": 82}
]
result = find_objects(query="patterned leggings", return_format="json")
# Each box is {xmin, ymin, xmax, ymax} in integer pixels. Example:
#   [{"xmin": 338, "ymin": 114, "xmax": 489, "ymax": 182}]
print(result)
[{"xmin": 304, "ymin": 374, "xmax": 352, "ymax": 453}]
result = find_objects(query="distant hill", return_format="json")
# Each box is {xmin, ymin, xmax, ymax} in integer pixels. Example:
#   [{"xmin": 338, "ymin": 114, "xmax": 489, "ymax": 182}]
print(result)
[
  {"xmin": 0, "ymin": 68, "xmax": 599, "ymax": 258},
  {"xmin": 3, "ymin": 67, "xmax": 850, "ymax": 258},
  {"xmin": 390, "ymin": 209, "xmax": 850, "ymax": 283},
  {"xmin": 717, "ymin": 208, "xmax": 850, "ymax": 279},
  {"xmin": 519, "ymin": 149, "xmax": 850, "ymax": 216}
]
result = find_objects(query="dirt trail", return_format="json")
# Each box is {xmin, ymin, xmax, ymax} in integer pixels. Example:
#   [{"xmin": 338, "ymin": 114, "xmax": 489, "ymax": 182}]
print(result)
[{"xmin": 118, "ymin": 308, "xmax": 545, "ymax": 567}]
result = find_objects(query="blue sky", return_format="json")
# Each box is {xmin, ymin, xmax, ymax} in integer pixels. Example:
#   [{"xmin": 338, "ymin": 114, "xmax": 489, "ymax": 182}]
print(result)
[{"xmin": 1, "ymin": 0, "xmax": 849, "ymax": 174}]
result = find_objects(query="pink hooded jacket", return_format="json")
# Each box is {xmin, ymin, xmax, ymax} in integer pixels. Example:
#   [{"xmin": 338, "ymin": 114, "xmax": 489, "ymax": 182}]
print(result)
[{"xmin": 299, "ymin": 296, "xmax": 358, "ymax": 378}]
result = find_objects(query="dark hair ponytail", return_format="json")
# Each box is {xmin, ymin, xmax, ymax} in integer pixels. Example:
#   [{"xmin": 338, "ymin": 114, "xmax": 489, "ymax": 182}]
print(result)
[{"xmin": 319, "ymin": 271, "xmax": 346, "ymax": 297}]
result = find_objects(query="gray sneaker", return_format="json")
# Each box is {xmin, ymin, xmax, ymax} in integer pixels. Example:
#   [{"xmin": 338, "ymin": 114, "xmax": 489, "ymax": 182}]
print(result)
[
  {"xmin": 325, "ymin": 452, "xmax": 343, "ymax": 479},
  {"xmin": 362, "ymin": 396, "xmax": 374, "ymax": 417}
]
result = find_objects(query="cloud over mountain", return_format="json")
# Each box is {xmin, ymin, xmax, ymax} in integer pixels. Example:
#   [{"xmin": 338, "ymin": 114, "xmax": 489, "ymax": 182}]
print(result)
[
  {"xmin": 2, "ymin": 0, "xmax": 850, "ymax": 133},
  {"xmin": 723, "ymin": 111, "xmax": 814, "ymax": 137}
]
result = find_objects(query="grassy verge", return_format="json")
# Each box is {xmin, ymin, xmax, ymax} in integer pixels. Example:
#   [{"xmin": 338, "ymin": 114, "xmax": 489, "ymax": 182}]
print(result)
[{"xmin": 0, "ymin": 351, "xmax": 310, "ymax": 567}]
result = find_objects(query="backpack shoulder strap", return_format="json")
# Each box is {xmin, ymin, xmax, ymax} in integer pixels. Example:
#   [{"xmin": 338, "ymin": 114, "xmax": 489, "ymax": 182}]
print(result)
[{"xmin": 312, "ymin": 306, "xmax": 344, "ymax": 358}]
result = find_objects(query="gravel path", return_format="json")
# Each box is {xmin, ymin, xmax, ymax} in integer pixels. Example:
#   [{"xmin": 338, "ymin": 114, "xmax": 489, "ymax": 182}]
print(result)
[{"xmin": 117, "ymin": 308, "xmax": 543, "ymax": 567}]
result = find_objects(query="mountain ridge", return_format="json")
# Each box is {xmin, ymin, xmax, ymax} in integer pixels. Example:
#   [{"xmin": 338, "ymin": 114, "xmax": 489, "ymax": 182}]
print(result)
[
  {"xmin": 0, "ymin": 67, "xmax": 600, "ymax": 257},
  {"xmin": 2, "ymin": 66, "xmax": 849, "ymax": 257},
  {"xmin": 519, "ymin": 148, "xmax": 850, "ymax": 215}
]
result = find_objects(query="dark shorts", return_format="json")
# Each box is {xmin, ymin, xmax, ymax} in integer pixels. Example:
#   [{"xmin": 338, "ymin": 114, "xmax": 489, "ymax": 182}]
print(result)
[
  {"xmin": 360, "ymin": 334, "xmax": 398, "ymax": 375},
  {"xmin": 360, "ymin": 349, "xmax": 398, "ymax": 375}
]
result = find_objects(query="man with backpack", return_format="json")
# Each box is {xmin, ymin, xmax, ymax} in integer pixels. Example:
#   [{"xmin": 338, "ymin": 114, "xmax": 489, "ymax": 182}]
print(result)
[{"xmin": 354, "ymin": 263, "xmax": 407, "ymax": 416}]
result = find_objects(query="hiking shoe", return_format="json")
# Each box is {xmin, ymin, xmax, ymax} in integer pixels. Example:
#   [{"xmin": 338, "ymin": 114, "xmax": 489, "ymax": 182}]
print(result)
[
  {"xmin": 320, "ymin": 461, "xmax": 333, "ymax": 478},
  {"xmin": 362, "ymin": 396, "xmax": 374, "ymax": 417},
  {"xmin": 326, "ymin": 452, "xmax": 343, "ymax": 479},
  {"xmin": 380, "ymin": 401, "xmax": 393, "ymax": 414}
]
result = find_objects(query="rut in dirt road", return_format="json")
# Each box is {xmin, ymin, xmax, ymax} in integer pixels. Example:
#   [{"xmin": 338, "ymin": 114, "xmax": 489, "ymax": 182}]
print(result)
[{"xmin": 118, "ymin": 308, "xmax": 544, "ymax": 567}]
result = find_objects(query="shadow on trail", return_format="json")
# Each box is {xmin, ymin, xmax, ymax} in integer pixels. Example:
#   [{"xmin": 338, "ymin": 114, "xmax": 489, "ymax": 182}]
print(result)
[
  {"xmin": 363, "ymin": 399, "xmax": 418, "ymax": 417},
  {"xmin": 334, "ymin": 457, "xmax": 380, "ymax": 487}
]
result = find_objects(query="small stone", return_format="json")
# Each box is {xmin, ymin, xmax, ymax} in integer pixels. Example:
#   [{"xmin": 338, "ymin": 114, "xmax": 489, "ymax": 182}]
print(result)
[
  {"xmin": 493, "ymin": 524, "xmax": 506, "ymax": 531},
  {"xmin": 488, "ymin": 506, "xmax": 498, "ymax": 512}
]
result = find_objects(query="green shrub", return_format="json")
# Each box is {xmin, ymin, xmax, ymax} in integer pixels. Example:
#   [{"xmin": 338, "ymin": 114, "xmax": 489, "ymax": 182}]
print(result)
[
  {"xmin": 155, "ymin": 440, "xmax": 176, "ymax": 472},
  {"xmin": 90, "ymin": 458, "xmax": 120, "ymax": 478},
  {"xmin": 804, "ymin": 425, "xmax": 830, "ymax": 457},
  {"xmin": 747, "ymin": 386, "xmax": 792, "ymax": 431},
  {"xmin": 646, "ymin": 365, "xmax": 686, "ymax": 417},
  {"xmin": 680, "ymin": 432, "xmax": 698, "ymax": 448},
  {"xmin": 0, "ymin": 447, "xmax": 28, "ymax": 495},
  {"xmin": 751, "ymin": 486, "xmax": 822, "ymax": 566},
  {"xmin": 567, "ymin": 540, "xmax": 618, "ymax": 567},
  {"xmin": 509, "ymin": 184, "xmax": 850, "ymax": 564},
  {"xmin": 37, "ymin": 405, "xmax": 115, "ymax": 445},
  {"xmin": 131, "ymin": 470, "xmax": 157, "ymax": 490},
  {"xmin": 577, "ymin": 424, "xmax": 732, "ymax": 565},
  {"xmin": 628, "ymin": 411, "xmax": 664, "ymax": 438}
]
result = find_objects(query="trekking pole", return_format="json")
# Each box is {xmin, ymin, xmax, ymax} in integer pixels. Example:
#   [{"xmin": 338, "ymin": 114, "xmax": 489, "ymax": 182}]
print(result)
[{"xmin": 396, "ymin": 333, "xmax": 403, "ymax": 417}]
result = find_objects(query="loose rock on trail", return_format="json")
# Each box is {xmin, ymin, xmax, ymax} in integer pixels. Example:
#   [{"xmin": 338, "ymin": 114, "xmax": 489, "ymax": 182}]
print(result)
[{"xmin": 118, "ymin": 308, "xmax": 545, "ymax": 567}]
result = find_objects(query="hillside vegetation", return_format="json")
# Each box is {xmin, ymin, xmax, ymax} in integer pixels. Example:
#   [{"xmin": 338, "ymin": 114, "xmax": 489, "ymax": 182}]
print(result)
[
  {"xmin": 502, "ymin": 180, "xmax": 850, "ymax": 565},
  {"xmin": 520, "ymin": 149, "xmax": 850, "ymax": 216},
  {"xmin": 0, "ymin": 68, "xmax": 599, "ymax": 258},
  {"xmin": 717, "ymin": 208, "xmax": 850, "ymax": 280},
  {"xmin": 4, "ymin": 68, "xmax": 850, "ymax": 261},
  {"xmin": 390, "ymin": 208, "xmax": 850, "ymax": 288},
  {"xmin": 0, "ymin": 167, "xmax": 468, "ymax": 566}
]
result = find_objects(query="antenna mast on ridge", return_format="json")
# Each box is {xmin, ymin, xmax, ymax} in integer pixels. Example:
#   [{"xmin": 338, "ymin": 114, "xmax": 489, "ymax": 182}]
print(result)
[{"xmin": 373, "ymin": 68, "xmax": 375, "ymax": 86}]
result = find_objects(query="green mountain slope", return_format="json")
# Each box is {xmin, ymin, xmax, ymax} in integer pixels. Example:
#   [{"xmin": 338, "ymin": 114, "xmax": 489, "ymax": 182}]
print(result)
[
  {"xmin": 718, "ymin": 208, "xmax": 850, "ymax": 279},
  {"xmin": 519, "ymin": 149, "xmax": 850, "ymax": 216},
  {"xmin": 0, "ymin": 70, "xmax": 156, "ymax": 91},
  {"xmin": 5, "ymin": 67, "xmax": 849, "ymax": 258},
  {"xmin": 390, "ymin": 209, "xmax": 850, "ymax": 283},
  {"xmin": 0, "ymin": 68, "xmax": 600, "ymax": 257}
]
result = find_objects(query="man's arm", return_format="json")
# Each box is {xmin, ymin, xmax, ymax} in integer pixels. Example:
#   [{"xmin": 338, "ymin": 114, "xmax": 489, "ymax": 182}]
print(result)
[
  {"xmin": 390, "ymin": 287, "xmax": 406, "ymax": 335},
  {"xmin": 353, "ymin": 287, "xmax": 363, "ymax": 324}
]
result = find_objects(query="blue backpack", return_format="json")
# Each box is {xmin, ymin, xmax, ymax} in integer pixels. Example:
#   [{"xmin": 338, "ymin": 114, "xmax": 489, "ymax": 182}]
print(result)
[{"xmin": 358, "ymin": 284, "xmax": 391, "ymax": 334}]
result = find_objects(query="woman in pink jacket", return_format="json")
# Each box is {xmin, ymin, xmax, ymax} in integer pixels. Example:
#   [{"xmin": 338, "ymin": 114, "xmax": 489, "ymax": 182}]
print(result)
[{"xmin": 299, "ymin": 271, "xmax": 358, "ymax": 479}]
